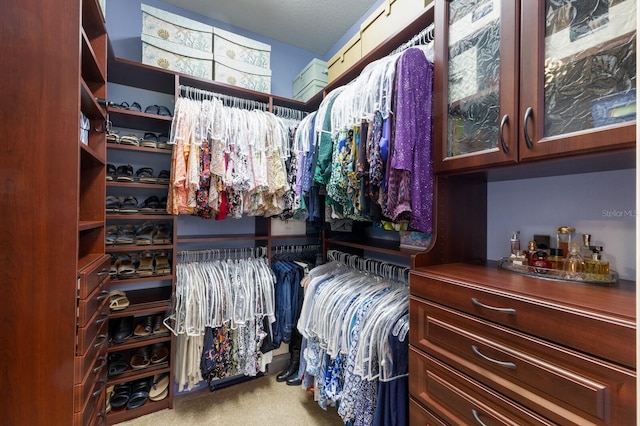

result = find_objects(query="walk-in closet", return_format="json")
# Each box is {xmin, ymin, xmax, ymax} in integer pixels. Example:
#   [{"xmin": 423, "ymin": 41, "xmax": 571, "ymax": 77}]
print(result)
[{"xmin": 1, "ymin": 0, "xmax": 637, "ymax": 425}]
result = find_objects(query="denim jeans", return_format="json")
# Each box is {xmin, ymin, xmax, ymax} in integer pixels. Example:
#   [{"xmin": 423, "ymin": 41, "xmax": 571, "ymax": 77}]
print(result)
[{"xmin": 271, "ymin": 260, "xmax": 302, "ymax": 348}]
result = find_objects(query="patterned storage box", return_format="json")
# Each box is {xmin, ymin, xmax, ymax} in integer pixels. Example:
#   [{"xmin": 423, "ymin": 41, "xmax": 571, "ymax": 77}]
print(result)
[
  {"xmin": 214, "ymin": 55, "xmax": 271, "ymax": 93},
  {"xmin": 293, "ymin": 58, "xmax": 328, "ymax": 96},
  {"xmin": 213, "ymin": 27, "xmax": 271, "ymax": 69},
  {"xmin": 142, "ymin": 4, "xmax": 213, "ymax": 53},
  {"xmin": 142, "ymin": 34, "xmax": 213, "ymax": 80}
]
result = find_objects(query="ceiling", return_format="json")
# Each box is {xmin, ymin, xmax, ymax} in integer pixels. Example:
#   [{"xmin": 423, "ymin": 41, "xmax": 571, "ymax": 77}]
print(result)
[{"xmin": 161, "ymin": 0, "xmax": 380, "ymax": 55}]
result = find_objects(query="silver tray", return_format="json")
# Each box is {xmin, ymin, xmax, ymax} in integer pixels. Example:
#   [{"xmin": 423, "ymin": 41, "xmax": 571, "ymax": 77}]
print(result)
[{"xmin": 497, "ymin": 258, "xmax": 619, "ymax": 286}]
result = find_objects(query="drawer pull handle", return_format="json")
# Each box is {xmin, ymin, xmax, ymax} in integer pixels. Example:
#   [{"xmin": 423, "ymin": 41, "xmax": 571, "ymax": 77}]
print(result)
[
  {"xmin": 93, "ymin": 356, "xmax": 107, "ymax": 373},
  {"xmin": 93, "ymin": 334, "xmax": 108, "ymax": 348},
  {"xmin": 472, "ymin": 409, "xmax": 488, "ymax": 426},
  {"xmin": 92, "ymin": 379, "xmax": 107, "ymax": 398},
  {"xmin": 96, "ymin": 412, "xmax": 106, "ymax": 426},
  {"xmin": 471, "ymin": 298, "xmax": 516, "ymax": 315},
  {"xmin": 472, "ymin": 345, "xmax": 516, "ymax": 369},
  {"xmin": 96, "ymin": 290, "xmax": 110, "ymax": 301},
  {"xmin": 97, "ymin": 269, "xmax": 110, "ymax": 277},
  {"xmin": 96, "ymin": 312, "xmax": 109, "ymax": 325}
]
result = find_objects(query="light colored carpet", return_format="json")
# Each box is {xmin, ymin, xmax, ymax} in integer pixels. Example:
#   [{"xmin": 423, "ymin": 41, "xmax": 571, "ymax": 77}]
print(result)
[{"xmin": 117, "ymin": 374, "xmax": 344, "ymax": 426}]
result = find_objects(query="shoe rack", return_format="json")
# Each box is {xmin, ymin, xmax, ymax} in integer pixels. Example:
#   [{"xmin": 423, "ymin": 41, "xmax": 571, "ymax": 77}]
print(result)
[{"xmin": 104, "ymin": 67, "xmax": 177, "ymax": 422}]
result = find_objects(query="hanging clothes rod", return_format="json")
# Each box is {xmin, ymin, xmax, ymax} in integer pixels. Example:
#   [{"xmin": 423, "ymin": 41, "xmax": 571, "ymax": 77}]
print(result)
[
  {"xmin": 178, "ymin": 246, "xmax": 267, "ymax": 263},
  {"xmin": 391, "ymin": 23, "xmax": 435, "ymax": 55},
  {"xmin": 272, "ymin": 104, "xmax": 308, "ymax": 121},
  {"xmin": 272, "ymin": 243, "xmax": 321, "ymax": 255},
  {"xmin": 326, "ymin": 249, "xmax": 409, "ymax": 284},
  {"xmin": 178, "ymin": 84, "xmax": 268, "ymax": 111}
]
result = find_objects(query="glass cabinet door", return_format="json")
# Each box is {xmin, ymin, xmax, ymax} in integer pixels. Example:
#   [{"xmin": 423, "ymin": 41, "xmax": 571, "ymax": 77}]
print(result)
[
  {"xmin": 434, "ymin": 0, "xmax": 518, "ymax": 173},
  {"xmin": 520, "ymin": 0, "xmax": 636, "ymax": 160}
]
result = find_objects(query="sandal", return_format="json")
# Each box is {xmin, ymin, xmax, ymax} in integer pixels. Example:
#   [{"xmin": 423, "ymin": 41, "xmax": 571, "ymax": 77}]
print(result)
[
  {"xmin": 156, "ymin": 169, "xmax": 170, "ymax": 184},
  {"xmin": 134, "ymin": 316, "xmax": 153, "ymax": 337},
  {"xmin": 154, "ymin": 251, "xmax": 171, "ymax": 275},
  {"xmin": 119, "ymin": 134, "xmax": 140, "ymax": 146},
  {"xmin": 136, "ymin": 167, "xmax": 156, "ymax": 183},
  {"xmin": 127, "ymin": 389, "xmax": 149, "ymax": 410},
  {"xmin": 115, "ymin": 255, "xmax": 136, "ymax": 278},
  {"xmin": 140, "ymin": 195, "xmax": 162, "ymax": 213},
  {"xmin": 136, "ymin": 251, "xmax": 155, "ymax": 277},
  {"xmin": 144, "ymin": 105, "xmax": 160, "ymax": 115},
  {"xmin": 153, "ymin": 221, "xmax": 172, "ymax": 244},
  {"xmin": 150, "ymin": 343, "xmax": 169, "ymax": 364},
  {"xmin": 116, "ymin": 164, "xmax": 134, "ymax": 182},
  {"xmin": 152, "ymin": 315, "xmax": 168, "ymax": 334},
  {"xmin": 106, "ymin": 164, "xmax": 117, "ymax": 181},
  {"xmin": 107, "ymin": 351, "xmax": 130, "ymax": 377},
  {"xmin": 106, "ymin": 225, "xmax": 119, "ymax": 245},
  {"xmin": 106, "ymin": 130, "xmax": 120, "ymax": 144},
  {"xmin": 109, "ymin": 290, "xmax": 130, "ymax": 310},
  {"xmin": 116, "ymin": 223, "xmax": 136, "ymax": 245},
  {"xmin": 134, "ymin": 221, "xmax": 156, "ymax": 245},
  {"xmin": 119, "ymin": 196, "xmax": 139, "ymax": 213},
  {"xmin": 141, "ymin": 132, "xmax": 158, "ymax": 148},
  {"xmin": 110, "ymin": 382, "xmax": 131, "ymax": 409},
  {"xmin": 127, "ymin": 102, "xmax": 142, "ymax": 112},
  {"xmin": 157, "ymin": 105, "xmax": 172, "ymax": 117},
  {"xmin": 130, "ymin": 346, "xmax": 151, "ymax": 369},
  {"xmin": 157, "ymin": 134, "xmax": 170, "ymax": 150},
  {"xmin": 109, "ymin": 255, "xmax": 118, "ymax": 278},
  {"xmin": 149, "ymin": 373, "xmax": 169, "ymax": 401},
  {"xmin": 106, "ymin": 195, "xmax": 120, "ymax": 212}
]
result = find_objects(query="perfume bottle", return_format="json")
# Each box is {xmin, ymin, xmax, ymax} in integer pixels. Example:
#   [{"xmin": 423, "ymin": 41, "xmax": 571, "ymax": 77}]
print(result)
[
  {"xmin": 556, "ymin": 226, "xmax": 575, "ymax": 259},
  {"xmin": 510, "ymin": 231, "xmax": 520, "ymax": 255},
  {"xmin": 563, "ymin": 243, "xmax": 585, "ymax": 280},
  {"xmin": 585, "ymin": 247, "xmax": 610, "ymax": 281}
]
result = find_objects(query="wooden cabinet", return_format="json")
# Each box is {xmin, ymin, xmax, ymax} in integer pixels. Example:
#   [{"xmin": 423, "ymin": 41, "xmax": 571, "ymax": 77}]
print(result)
[
  {"xmin": 433, "ymin": 0, "xmax": 636, "ymax": 174},
  {"xmin": 409, "ymin": 262, "xmax": 636, "ymax": 425}
]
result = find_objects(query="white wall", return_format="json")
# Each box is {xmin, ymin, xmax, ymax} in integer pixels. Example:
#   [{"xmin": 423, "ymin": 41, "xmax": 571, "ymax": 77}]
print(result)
[{"xmin": 487, "ymin": 168, "xmax": 636, "ymax": 280}]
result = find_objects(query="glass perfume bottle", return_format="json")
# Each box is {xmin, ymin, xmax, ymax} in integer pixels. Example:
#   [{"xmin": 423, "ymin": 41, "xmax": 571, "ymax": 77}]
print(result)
[
  {"xmin": 556, "ymin": 226, "xmax": 575, "ymax": 259},
  {"xmin": 563, "ymin": 243, "xmax": 585, "ymax": 280}
]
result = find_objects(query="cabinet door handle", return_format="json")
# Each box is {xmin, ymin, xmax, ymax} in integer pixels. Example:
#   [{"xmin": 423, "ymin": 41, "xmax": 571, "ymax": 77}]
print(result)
[
  {"xmin": 471, "ymin": 297, "xmax": 516, "ymax": 315},
  {"xmin": 471, "ymin": 345, "xmax": 516, "ymax": 369},
  {"xmin": 499, "ymin": 114, "xmax": 509, "ymax": 153},
  {"xmin": 523, "ymin": 106, "xmax": 534, "ymax": 149},
  {"xmin": 472, "ymin": 409, "xmax": 488, "ymax": 426}
]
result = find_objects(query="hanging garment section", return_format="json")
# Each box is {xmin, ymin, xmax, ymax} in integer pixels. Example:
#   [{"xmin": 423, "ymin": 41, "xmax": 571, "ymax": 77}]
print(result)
[
  {"xmin": 167, "ymin": 85, "xmax": 312, "ymax": 221},
  {"xmin": 312, "ymin": 24, "xmax": 435, "ymax": 235},
  {"xmin": 170, "ymin": 247, "xmax": 276, "ymax": 392},
  {"xmin": 297, "ymin": 250, "xmax": 410, "ymax": 426}
]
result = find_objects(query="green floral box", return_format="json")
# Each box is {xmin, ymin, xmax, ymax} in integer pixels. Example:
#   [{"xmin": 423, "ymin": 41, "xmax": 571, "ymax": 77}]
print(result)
[
  {"xmin": 142, "ymin": 4, "xmax": 213, "ymax": 54},
  {"xmin": 213, "ymin": 27, "xmax": 271, "ymax": 70},
  {"xmin": 214, "ymin": 55, "xmax": 271, "ymax": 93},
  {"xmin": 142, "ymin": 34, "xmax": 213, "ymax": 80}
]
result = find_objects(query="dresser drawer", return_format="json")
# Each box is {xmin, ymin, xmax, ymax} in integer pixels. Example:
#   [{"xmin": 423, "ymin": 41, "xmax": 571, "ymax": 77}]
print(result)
[
  {"xmin": 75, "ymin": 325, "xmax": 109, "ymax": 383},
  {"xmin": 409, "ymin": 348, "xmax": 553, "ymax": 426},
  {"xmin": 78, "ymin": 254, "xmax": 110, "ymax": 299},
  {"xmin": 75, "ymin": 346, "xmax": 108, "ymax": 410},
  {"xmin": 73, "ymin": 374, "xmax": 106, "ymax": 426},
  {"xmin": 410, "ymin": 297, "xmax": 636, "ymax": 425},
  {"xmin": 410, "ymin": 397, "xmax": 448, "ymax": 426},
  {"xmin": 78, "ymin": 280, "xmax": 110, "ymax": 328},
  {"xmin": 77, "ymin": 296, "xmax": 109, "ymax": 356},
  {"xmin": 410, "ymin": 269, "xmax": 635, "ymax": 368}
]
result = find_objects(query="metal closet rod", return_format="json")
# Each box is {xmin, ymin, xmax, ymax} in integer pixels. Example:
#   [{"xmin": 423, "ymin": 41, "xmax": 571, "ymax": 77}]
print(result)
[
  {"xmin": 272, "ymin": 243, "xmax": 321, "ymax": 254},
  {"xmin": 178, "ymin": 84, "xmax": 268, "ymax": 111},
  {"xmin": 178, "ymin": 246, "xmax": 267, "ymax": 263},
  {"xmin": 272, "ymin": 104, "xmax": 308, "ymax": 121},
  {"xmin": 326, "ymin": 249, "xmax": 409, "ymax": 284},
  {"xmin": 391, "ymin": 22, "xmax": 435, "ymax": 55}
]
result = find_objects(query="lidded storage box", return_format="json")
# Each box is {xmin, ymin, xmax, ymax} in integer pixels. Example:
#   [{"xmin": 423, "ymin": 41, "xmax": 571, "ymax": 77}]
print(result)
[
  {"xmin": 293, "ymin": 58, "xmax": 328, "ymax": 102},
  {"xmin": 142, "ymin": 34, "xmax": 213, "ymax": 80},
  {"xmin": 142, "ymin": 4, "xmax": 214, "ymax": 53},
  {"xmin": 214, "ymin": 55, "xmax": 271, "ymax": 93},
  {"xmin": 213, "ymin": 27, "xmax": 271, "ymax": 69}
]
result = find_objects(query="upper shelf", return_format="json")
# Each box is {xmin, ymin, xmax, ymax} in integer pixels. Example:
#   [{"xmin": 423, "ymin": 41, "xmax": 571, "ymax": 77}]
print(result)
[{"xmin": 106, "ymin": 4, "xmax": 434, "ymax": 114}]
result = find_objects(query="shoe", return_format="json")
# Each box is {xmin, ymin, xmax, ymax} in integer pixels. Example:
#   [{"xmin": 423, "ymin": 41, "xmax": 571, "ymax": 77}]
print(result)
[
  {"xmin": 156, "ymin": 169, "xmax": 170, "ymax": 184},
  {"xmin": 106, "ymin": 225, "xmax": 119, "ymax": 245},
  {"xmin": 136, "ymin": 251, "xmax": 155, "ymax": 277},
  {"xmin": 119, "ymin": 196, "xmax": 139, "ymax": 213},
  {"xmin": 106, "ymin": 163, "xmax": 117, "ymax": 181},
  {"xmin": 149, "ymin": 373, "xmax": 169, "ymax": 401},
  {"xmin": 286, "ymin": 376, "xmax": 302, "ymax": 386},
  {"xmin": 106, "ymin": 195, "xmax": 120, "ymax": 212},
  {"xmin": 136, "ymin": 167, "xmax": 156, "ymax": 183},
  {"xmin": 119, "ymin": 134, "xmax": 140, "ymax": 146},
  {"xmin": 130, "ymin": 346, "xmax": 151, "ymax": 369},
  {"xmin": 157, "ymin": 134, "xmax": 170, "ymax": 150},
  {"xmin": 153, "ymin": 221, "xmax": 172, "ymax": 244},
  {"xmin": 141, "ymin": 132, "xmax": 158, "ymax": 148},
  {"xmin": 110, "ymin": 382, "xmax": 131, "ymax": 409},
  {"xmin": 157, "ymin": 105, "xmax": 172, "ymax": 117},
  {"xmin": 154, "ymin": 251, "xmax": 171, "ymax": 275},
  {"xmin": 276, "ymin": 349, "xmax": 300, "ymax": 382},
  {"xmin": 140, "ymin": 195, "xmax": 162, "ymax": 213},
  {"xmin": 109, "ymin": 289, "xmax": 130, "ymax": 310},
  {"xmin": 111, "ymin": 316, "xmax": 134, "ymax": 343},
  {"xmin": 150, "ymin": 343, "xmax": 169, "ymax": 364},
  {"xmin": 116, "ymin": 164, "xmax": 134, "ymax": 182},
  {"xmin": 108, "ymin": 351, "xmax": 131, "ymax": 377},
  {"xmin": 133, "ymin": 316, "xmax": 153, "ymax": 337}
]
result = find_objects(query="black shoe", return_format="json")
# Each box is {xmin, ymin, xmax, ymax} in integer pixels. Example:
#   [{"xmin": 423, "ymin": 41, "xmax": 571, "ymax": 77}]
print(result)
[
  {"xmin": 276, "ymin": 350, "xmax": 300, "ymax": 382},
  {"xmin": 286, "ymin": 375, "xmax": 302, "ymax": 386}
]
